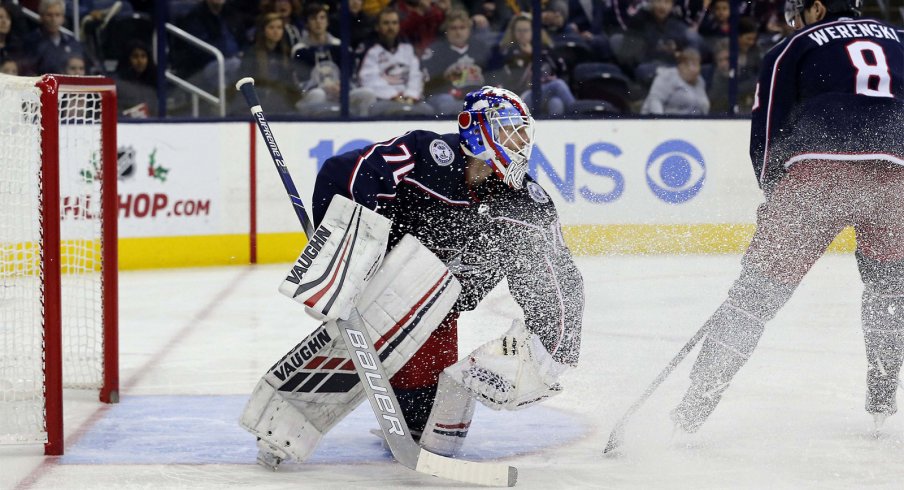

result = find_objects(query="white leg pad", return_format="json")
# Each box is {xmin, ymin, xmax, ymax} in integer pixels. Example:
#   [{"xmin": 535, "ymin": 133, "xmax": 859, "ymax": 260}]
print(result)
[
  {"xmin": 240, "ymin": 234, "xmax": 462, "ymax": 463},
  {"xmin": 419, "ymin": 371, "xmax": 477, "ymax": 457},
  {"xmin": 357, "ymin": 234, "xmax": 461, "ymax": 375},
  {"xmin": 279, "ymin": 195, "xmax": 392, "ymax": 321},
  {"xmin": 239, "ymin": 378, "xmax": 326, "ymax": 463}
]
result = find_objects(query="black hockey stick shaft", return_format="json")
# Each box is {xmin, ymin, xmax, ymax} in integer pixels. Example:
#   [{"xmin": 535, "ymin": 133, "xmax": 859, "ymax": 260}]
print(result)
[
  {"xmin": 602, "ymin": 323, "xmax": 710, "ymax": 455},
  {"xmin": 235, "ymin": 77, "xmax": 314, "ymax": 238}
]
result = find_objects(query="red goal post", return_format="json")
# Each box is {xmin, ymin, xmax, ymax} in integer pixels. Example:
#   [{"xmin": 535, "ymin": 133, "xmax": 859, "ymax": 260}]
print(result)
[{"xmin": 0, "ymin": 74, "xmax": 119, "ymax": 456}]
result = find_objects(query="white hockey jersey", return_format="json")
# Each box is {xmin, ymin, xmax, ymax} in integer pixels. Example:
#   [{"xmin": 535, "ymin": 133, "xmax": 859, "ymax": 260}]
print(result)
[{"xmin": 357, "ymin": 40, "xmax": 424, "ymax": 100}]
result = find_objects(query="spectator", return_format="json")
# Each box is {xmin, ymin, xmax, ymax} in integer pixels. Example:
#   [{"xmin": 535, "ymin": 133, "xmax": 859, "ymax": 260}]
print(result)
[
  {"xmin": 398, "ymin": 0, "xmax": 445, "ymax": 56},
  {"xmin": 176, "ymin": 0, "xmax": 244, "ymax": 90},
  {"xmin": 344, "ymin": 0, "xmax": 374, "ymax": 50},
  {"xmin": 641, "ymin": 47, "xmax": 709, "ymax": 115},
  {"xmin": 747, "ymin": 0, "xmax": 784, "ymax": 36},
  {"xmin": 0, "ymin": 4, "xmax": 25, "ymax": 66},
  {"xmin": 698, "ymin": 0, "xmax": 729, "ymax": 40},
  {"xmin": 64, "ymin": 52, "xmax": 86, "ymax": 75},
  {"xmin": 116, "ymin": 40, "xmax": 157, "ymax": 117},
  {"xmin": 0, "ymin": 2, "xmax": 30, "ymax": 40},
  {"xmin": 238, "ymin": 13, "xmax": 300, "ymax": 111},
  {"xmin": 737, "ymin": 16, "xmax": 762, "ymax": 75},
  {"xmin": 617, "ymin": 0, "xmax": 694, "ymax": 82},
  {"xmin": 566, "ymin": 0, "xmax": 612, "ymax": 61},
  {"xmin": 293, "ymin": 2, "xmax": 375, "ymax": 117},
  {"xmin": 498, "ymin": 13, "xmax": 575, "ymax": 116},
  {"xmin": 541, "ymin": 0, "xmax": 577, "ymax": 43},
  {"xmin": 421, "ymin": 8, "xmax": 490, "ymax": 115},
  {"xmin": 675, "ymin": 0, "xmax": 707, "ymax": 29},
  {"xmin": 707, "ymin": 39, "xmax": 729, "ymax": 113},
  {"xmin": 0, "ymin": 57, "xmax": 18, "ymax": 75},
  {"xmin": 25, "ymin": 0, "xmax": 85, "ymax": 75},
  {"xmin": 567, "ymin": 0, "xmax": 604, "ymax": 35},
  {"xmin": 607, "ymin": 0, "xmax": 644, "ymax": 32},
  {"xmin": 260, "ymin": 0, "xmax": 303, "ymax": 47},
  {"xmin": 295, "ymin": 2, "xmax": 340, "ymax": 49},
  {"xmin": 469, "ymin": 0, "xmax": 524, "ymax": 34},
  {"xmin": 357, "ymin": 8, "xmax": 434, "ymax": 116}
]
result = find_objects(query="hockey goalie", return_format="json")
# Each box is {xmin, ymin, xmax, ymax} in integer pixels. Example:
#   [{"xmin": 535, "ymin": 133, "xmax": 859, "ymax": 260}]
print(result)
[{"xmin": 239, "ymin": 87, "xmax": 584, "ymax": 468}]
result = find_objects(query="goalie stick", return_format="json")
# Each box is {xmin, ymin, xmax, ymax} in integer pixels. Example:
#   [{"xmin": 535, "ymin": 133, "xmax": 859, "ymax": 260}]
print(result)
[
  {"xmin": 602, "ymin": 323, "xmax": 710, "ymax": 455},
  {"xmin": 236, "ymin": 77, "xmax": 517, "ymax": 487}
]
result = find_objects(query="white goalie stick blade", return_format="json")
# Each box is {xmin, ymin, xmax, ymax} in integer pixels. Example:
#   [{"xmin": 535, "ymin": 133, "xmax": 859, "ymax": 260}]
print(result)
[
  {"xmin": 334, "ymin": 309, "xmax": 518, "ymax": 487},
  {"xmin": 416, "ymin": 450, "xmax": 517, "ymax": 487}
]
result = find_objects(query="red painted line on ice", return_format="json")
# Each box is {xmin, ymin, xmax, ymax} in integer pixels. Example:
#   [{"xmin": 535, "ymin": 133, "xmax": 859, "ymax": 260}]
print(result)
[{"xmin": 14, "ymin": 268, "xmax": 254, "ymax": 490}]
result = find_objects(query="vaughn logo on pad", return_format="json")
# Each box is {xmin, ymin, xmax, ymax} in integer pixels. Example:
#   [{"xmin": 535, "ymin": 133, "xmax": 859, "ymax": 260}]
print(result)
[{"xmin": 278, "ymin": 195, "xmax": 391, "ymax": 322}]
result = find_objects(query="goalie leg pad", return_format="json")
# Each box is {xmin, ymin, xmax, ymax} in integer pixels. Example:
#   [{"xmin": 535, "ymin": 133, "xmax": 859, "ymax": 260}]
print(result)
[
  {"xmin": 279, "ymin": 194, "xmax": 392, "ymax": 321},
  {"xmin": 419, "ymin": 371, "xmax": 477, "ymax": 457},
  {"xmin": 857, "ymin": 255, "xmax": 904, "ymax": 415},
  {"xmin": 357, "ymin": 234, "xmax": 462, "ymax": 380},
  {"xmin": 241, "ymin": 234, "xmax": 462, "ymax": 463},
  {"xmin": 674, "ymin": 271, "xmax": 795, "ymax": 432},
  {"xmin": 239, "ymin": 378, "xmax": 327, "ymax": 464},
  {"xmin": 241, "ymin": 323, "xmax": 365, "ymax": 465}
]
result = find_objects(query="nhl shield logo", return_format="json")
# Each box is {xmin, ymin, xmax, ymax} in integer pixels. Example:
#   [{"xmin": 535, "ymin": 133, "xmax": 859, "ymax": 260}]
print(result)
[
  {"xmin": 526, "ymin": 182, "xmax": 549, "ymax": 203},
  {"xmin": 430, "ymin": 139, "xmax": 455, "ymax": 166},
  {"xmin": 117, "ymin": 145, "xmax": 136, "ymax": 179}
]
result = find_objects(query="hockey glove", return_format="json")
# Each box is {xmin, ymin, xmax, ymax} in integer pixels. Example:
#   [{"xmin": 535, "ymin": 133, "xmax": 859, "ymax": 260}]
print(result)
[{"xmin": 452, "ymin": 319, "xmax": 570, "ymax": 410}]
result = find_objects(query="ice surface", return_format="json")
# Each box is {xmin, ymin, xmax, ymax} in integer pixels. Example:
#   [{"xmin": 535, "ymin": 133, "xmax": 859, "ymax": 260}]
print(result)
[{"xmin": 3, "ymin": 254, "xmax": 903, "ymax": 489}]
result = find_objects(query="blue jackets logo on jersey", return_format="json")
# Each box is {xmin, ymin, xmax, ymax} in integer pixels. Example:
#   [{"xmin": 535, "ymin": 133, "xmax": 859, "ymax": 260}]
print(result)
[
  {"xmin": 430, "ymin": 139, "xmax": 455, "ymax": 166},
  {"xmin": 527, "ymin": 181, "xmax": 550, "ymax": 203}
]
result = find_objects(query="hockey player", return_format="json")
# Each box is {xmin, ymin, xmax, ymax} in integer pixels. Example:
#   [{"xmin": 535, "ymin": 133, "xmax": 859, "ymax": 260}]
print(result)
[
  {"xmin": 240, "ymin": 86, "xmax": 583, "ymax": 466},
  {"xmin": 671, "ymin": 0, "xmax": 904, "ymax": 434}
]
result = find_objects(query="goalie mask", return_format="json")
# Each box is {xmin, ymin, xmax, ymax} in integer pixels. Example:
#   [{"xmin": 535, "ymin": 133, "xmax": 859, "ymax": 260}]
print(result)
[{"xmin": 458, "ymin": 86, "xmax": 535, "ymax": 190}]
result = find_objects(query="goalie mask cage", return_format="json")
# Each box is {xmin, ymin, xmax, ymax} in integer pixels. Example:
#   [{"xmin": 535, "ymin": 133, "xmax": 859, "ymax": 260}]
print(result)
[{"xmin": 0, "ymin": 74, "xmax": 119, "ymax": 456}]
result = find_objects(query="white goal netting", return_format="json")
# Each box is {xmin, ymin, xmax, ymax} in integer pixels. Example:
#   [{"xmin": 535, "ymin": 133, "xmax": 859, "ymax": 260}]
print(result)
[{"xmin": 0, "ymin": 74, "xmax": 111, "ymax": 445}]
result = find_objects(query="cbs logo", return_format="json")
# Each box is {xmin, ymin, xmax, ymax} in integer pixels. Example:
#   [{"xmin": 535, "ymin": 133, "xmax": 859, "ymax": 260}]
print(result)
[{"xmin": 645, "ymin": 140, "xmax": 706, "ymax": 204}]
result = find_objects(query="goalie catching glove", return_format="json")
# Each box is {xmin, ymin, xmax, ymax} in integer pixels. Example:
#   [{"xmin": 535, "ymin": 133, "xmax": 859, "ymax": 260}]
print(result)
[{"xmin": 448, "ymin": 319, "xmax": 571, "ymax": 411}]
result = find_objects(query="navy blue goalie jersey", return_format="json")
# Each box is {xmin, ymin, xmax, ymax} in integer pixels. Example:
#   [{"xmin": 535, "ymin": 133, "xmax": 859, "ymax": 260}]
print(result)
[
  {"xmin": 750, "ymin": 16, "xmax": 904, "ymax": 189},
  {"xmin": 312, "ymin": 130, "xmax": 583, "ymax": 365}
]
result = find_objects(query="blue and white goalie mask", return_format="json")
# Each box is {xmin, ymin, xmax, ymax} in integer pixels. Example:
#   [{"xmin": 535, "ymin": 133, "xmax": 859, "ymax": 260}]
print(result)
[{"xmin": 458, "ymin": 86, "xmax": 535, "ymax": 190}]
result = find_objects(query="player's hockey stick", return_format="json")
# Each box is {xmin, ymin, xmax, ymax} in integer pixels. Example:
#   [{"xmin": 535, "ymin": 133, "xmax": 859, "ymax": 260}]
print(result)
[
  {"xmin": 236, "ymin": 77, "xmax": 517, "ymax": 487},
  {"xmin": 236, "ymin": 78, "xmax": 314, "ymax": 237},
  {"xmin": 602, "ymin": 323, "xmax": 711, "ymax": 455}
]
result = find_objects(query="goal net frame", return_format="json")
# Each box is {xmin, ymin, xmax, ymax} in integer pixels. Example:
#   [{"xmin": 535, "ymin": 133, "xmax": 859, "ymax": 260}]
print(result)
[{"xmin": 1, "ymin": 74, "xmax": 119, "ymax": 456}]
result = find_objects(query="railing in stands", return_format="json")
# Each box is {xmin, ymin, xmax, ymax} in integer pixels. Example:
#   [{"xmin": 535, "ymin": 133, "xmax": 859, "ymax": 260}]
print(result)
[{"xmin": 153, "ymin": 22, "xmax": 226, "ymax": 117}]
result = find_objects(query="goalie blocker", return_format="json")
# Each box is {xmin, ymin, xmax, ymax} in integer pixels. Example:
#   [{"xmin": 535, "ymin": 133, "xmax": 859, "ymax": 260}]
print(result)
[{"xmin": 240, "ymin": 198, "xmax": 461, "ymax": 465}]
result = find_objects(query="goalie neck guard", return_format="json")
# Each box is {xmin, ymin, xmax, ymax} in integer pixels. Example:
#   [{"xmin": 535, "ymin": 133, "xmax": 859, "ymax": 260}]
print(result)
[{"xmin": 458, "ymin": 86, "xmax": 535, "ymax": 190}]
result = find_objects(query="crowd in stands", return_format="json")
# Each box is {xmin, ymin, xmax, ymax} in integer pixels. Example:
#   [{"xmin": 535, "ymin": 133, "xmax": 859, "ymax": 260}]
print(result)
[{"xmin": 0, "ymin": 0, "xmax": 806, "ymax": 117}]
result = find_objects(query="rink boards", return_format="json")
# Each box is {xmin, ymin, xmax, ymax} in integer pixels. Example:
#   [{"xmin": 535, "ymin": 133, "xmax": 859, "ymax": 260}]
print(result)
[{"xmin": 110, "ymin": 119, "xmax": 855, "ymax": 269}]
